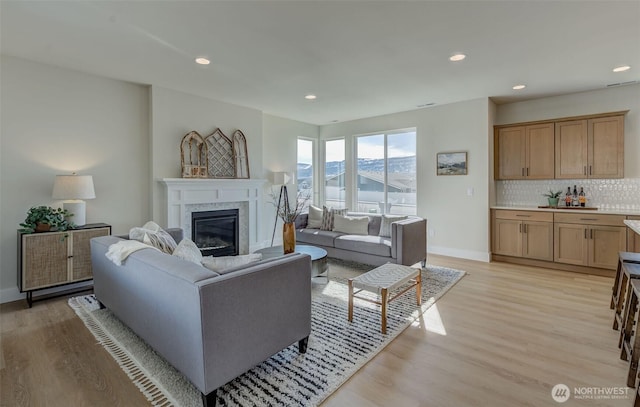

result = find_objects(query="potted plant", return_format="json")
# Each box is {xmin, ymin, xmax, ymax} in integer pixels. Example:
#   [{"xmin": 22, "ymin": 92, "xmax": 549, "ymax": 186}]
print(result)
[
  {"xmin": 19, "ymin": 206, "xmax": 75, "ymax": 233},
  {"xmin": 542, "ymin": 190, "xmax": 563, "ymax": 208}
]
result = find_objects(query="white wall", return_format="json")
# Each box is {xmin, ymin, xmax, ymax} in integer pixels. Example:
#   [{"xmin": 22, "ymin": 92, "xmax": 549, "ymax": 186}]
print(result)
[
  {"xmin": 495, "ymin": 84, "xmax": 640, "ymax": 177},
  {"xmin": 0, "ymin": 56, "xmax": 150, "ymax": 302},
  {"xmin": 262, "ymin": 114, "xmax": 319, "ymax": 244},
  {"xmin": 319, "ymin": 98, "xmax": 492, "ymax": 262},
  {"xmin": 150, "ymin": 86, "xmax": 265, "ymax": 224}
]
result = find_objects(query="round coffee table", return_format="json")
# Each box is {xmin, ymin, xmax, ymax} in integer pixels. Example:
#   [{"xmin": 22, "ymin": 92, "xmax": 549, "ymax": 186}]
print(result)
[{"xmin": 255, "ymin": 245, "xmax": 329, "ymax": 282}]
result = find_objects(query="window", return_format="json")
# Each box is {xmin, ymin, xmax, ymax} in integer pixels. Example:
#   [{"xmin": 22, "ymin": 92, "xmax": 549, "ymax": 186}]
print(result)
[
  {"xmin": 324, "ymin": 139, "xmax": 346, "ymax": 208},
  {"xmin": 355, "ymin": 130, "xmax": 416, "ymax": 215},
  {"xmin": 297, "ymin": 138, "xmax": 314, "ymax": 208}
]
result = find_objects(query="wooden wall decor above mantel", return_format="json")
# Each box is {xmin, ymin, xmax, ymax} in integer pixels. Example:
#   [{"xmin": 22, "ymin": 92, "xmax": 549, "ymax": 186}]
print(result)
[{"xmin": 180, "ymin": 128, "xmax": 251, "ymax": 179}]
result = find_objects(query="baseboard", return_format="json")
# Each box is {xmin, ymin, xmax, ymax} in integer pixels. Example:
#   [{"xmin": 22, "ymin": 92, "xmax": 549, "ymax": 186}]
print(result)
[
  {"xmin": 0, "ymin": 281, "xmax": 94, "ymax": 305},
  {"xmin": 428, "ymin": 246, "xmax": 490, "ymax": 263}
]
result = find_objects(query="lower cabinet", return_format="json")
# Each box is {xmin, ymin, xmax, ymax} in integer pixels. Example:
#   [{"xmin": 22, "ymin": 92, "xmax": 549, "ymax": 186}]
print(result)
[
  {"xmin": 492, "ymin": 210, "xmax": 553, "ymax": 261},
  {"xmin": 553, "ymin": 213, "xmax": 626, "ymax": 270}
]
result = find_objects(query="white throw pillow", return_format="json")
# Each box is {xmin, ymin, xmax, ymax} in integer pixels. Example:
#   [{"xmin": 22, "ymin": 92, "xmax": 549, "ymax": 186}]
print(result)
[
  {"xmin": 378, "ymin": 215, "xmax": 408, "ymax": 237},
  {"xmin": 201, "ymin": 253, "xmax": 263, "ymax": 272},
  {"xmin": 172, "ymin": 238, "xmax": 203, "ymax": 265},
  {"xmin": 306, "ymin": 205, "xmax": 323, "ymax": 229},
  {"xmin": 129, "ymin": 221, "xmax": 178, "ymax": 255},
  {"xmin": 332, "ymin": 214, "xmax": 369, "ymax": 235}
]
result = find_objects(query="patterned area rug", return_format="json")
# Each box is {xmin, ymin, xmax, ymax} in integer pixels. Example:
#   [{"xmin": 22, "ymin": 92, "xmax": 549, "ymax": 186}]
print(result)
[{"xmin": 69, "ymin": 259, "xmax": 465, "ymax": 407}]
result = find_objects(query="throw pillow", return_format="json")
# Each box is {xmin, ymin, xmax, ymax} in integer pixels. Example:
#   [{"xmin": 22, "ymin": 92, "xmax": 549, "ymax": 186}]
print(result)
[
  {"xmin": 332, "ymin": 214, "xmax": 369, "ymax": 235},
  {"xmin": 172, "ymin": 238, "xmax": 203, "ymax": 265},
  {"xmin": 321, "ymin": 206, "xmax": 348, "ymax": 231},
  {"xmin": 306, "ymin": 205, "xmax": 323, "ymax": 229},
  {"xmin": 378, "ymin": 215, "xmax": 408, "ymax": 237},
  {"xmin": 129, "ymin": 221, "xmax": 178, "ymax": 255},
  {"xmin": 201, "ymin": 253, "xmax": 263, "ymax": 272}
]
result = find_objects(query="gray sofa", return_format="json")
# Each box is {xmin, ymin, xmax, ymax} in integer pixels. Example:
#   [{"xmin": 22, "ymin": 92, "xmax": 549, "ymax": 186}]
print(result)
[
  {"xmin": 294, "ymin": 213, "xmax": 427, "ymax": 267},
  {"xmin": 90, "ymin": 230, "xmax": 312, "ymax": 406}
]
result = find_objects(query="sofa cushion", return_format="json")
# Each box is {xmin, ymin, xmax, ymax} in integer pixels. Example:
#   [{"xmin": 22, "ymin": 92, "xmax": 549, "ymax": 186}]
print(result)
[
  {"xmin": 296, "ymin": 228, "xmax": 343, "ymax": 247},
  {"xmin": 334, "ymin": 234, "xmax": 392, "ymax": 257},
  {"xmin": 129, "ymin": 221, "xmax": 178, "ymax": 254},
  {"xmin": 306, "ymin": 205, "xmax": 323, "ymax": 229},
  {"xmin": 333, "ymin": 214, "xmax": 369, "ymax": 235},
  {"xmin": 379, "ymin": 215, "xmax": 408, "ymax": 237},
  {"xmin": 321, "ymin": 206, "xmax": 348, "ymax": 231},
  {"xmin": 201, "ymin": 253, "xmax": 263, "ymax": 273},
  {"xmin": 172, "ymin": 238, "xmax": 203, "ymax": 265}
]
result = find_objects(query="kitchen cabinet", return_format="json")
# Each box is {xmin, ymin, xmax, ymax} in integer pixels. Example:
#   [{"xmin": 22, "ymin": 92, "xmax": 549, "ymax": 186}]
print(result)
[
  {"xmin": 554, "ymin": 213, "xmax": 626, "ymax": 270},
  {"xmin": 628, "ymin": 216, "xmax": 640, "ymax": 252},
  {"xmin": 492, "ymin": 210, "xmax": 554, "ymax": 261},
  {"xmin": 555, "ymin": 115, "xmax": 624, "ymax": 179},
  {"xmin": 494, "ymin": 123, "xmax": 555, "ymax": 180},
  {"xmin": 18, "ymin": 223, "xmax": 111, "ymax": 307}
]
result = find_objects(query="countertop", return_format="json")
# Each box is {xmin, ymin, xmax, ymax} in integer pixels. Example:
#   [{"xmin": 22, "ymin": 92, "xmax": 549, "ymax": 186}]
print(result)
[
  {"xmin": 625, "ymin": 220, "xmax": 640, "ymax": 235},
  {"xmin": 491, "ymin": 205, "xmax": 640, "ymax": 216}
]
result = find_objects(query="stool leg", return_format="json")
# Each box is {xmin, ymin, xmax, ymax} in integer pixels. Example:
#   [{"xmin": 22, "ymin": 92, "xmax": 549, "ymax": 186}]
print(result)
[
  {"xmin": 416, "ymin": 273, "xmax": 422, "ymax": 306},
  {"xmin": 614, "ymin": 273, "xmax": 629, "ymax": 330},
  {"xmin": 613, "ymin": 259, "xmax": 623, "ymax": 309},
  {"xmin": 381, "ymin": 288, "xmax": 388, "ymax": 334},
  {"xmin": 621, "ymin": 290, "xmax": 638, "ymax": 360},
  {"xmin": 629, "ymin": 291, "xmax": 640, "ymax": 387},
  {"xmin": 348, "ymin": 279, "xmax": 354, "ymax": 323}
]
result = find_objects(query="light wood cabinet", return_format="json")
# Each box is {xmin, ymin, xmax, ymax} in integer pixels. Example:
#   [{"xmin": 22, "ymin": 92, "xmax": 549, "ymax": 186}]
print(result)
[
  {"xmin": 492, "ymin": 210, "xmax": 554, "ymax": 261},
  {"xmin": 628, "ymin": 216, "xmax": 640, "ymax": 252},
  {"xmin": 18, "ymin": 223, "xmax": 111, "ymax": 307},
  {"xmin": 555, "ymin": 115, "xmax": 624, "ymax": 179},
  {"xmin": 553, "ymin": 213, "xmax": 626, "ymax": 270},
  {"xmin": 494, "ymin": 123, "xmax": 555, "ymax": 180}
]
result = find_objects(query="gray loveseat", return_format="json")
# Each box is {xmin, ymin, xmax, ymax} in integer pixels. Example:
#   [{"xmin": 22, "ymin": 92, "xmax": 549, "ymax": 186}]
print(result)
[
  {"xmin": 295, "ymin": 212, "xmax": 427, "ymax": 267},
  {"xmin": 90, "ymin": 230, "xmax": 312, "ymax": 406}
]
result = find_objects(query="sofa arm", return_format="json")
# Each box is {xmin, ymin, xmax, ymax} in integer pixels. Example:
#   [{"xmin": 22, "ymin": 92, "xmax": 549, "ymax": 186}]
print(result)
[
  {"xmin": 197, "ymin": 253, "xmax": 312, "ymax": 393},
  {"xmin": 392, "ymin": 217, "xmax": 427, "ymax": 266},
  {"xmin": 295, "ymin": 213, "xmax": 309, "ymax": 229}
]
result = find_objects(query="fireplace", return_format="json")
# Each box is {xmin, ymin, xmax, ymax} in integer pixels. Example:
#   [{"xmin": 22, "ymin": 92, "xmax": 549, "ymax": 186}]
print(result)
[{"xmin": 192, "ymin": 209, "xmax": 239, "ymax": 257}]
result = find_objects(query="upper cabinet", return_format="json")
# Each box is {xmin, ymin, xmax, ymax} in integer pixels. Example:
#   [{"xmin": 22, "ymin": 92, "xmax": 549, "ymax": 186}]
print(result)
[
  {"xmin": 495, "ymin": 123, "xmax": 555, "ymax": 180},
  {"xmin": 494, "ymin": 112, "xmax": 626, "ymax": 180},
  {"xmin": 555, "ymin": 115, "xmax": 624, "ymax": 179}
]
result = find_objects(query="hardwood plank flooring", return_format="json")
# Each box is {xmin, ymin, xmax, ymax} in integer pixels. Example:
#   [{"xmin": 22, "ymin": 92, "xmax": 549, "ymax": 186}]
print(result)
[{"xmin": 1, "ymin": 255, "xmax": 633, "ymax": 406}]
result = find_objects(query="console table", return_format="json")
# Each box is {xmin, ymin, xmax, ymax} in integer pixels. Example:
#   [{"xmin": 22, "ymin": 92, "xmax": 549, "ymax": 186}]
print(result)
[{"xmin": 18, "ymin": 223, "xmax": 111, "ymax": 307}]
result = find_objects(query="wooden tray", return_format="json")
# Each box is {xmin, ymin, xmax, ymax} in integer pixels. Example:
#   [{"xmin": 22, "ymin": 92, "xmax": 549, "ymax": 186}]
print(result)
[{"xmin": 538, "ymin": 206, "xmax": 598, "ymax": 210}]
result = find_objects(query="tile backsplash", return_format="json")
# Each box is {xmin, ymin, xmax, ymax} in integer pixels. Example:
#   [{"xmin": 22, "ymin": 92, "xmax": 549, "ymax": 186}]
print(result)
[{"xmin": 496, "ymin": 179, "xmax": 640, "ymax": 211}]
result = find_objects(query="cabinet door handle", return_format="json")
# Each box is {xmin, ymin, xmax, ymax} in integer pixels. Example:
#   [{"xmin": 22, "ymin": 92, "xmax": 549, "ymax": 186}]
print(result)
[
  {"xmin": 526, "ymin": 167, "xmax": 529, "ymax": 176},
  {"xmin": 516, "ymin": 214, "xmax": 531, "ymax": 217},
  {"xmin": 523, "ymin": 224, "xmax": 527, "ymax": 233},
  {"xmin": 584, "ymin": 229, "xmax": 587, "ymax": 239},
  {"xmin": 589, "ymin": 165, "xmax": 592, "ymax": 175},
  {"xmin": 590, "ymin": 229, "xmax": 593, "ymax": 239},
  {"xmin": 519, "ymin": 224, "xmax": 522, "ymax": 233},
  {"xmin": 580, "ymin": 218, "xmax": 598, "ymax": 221}
]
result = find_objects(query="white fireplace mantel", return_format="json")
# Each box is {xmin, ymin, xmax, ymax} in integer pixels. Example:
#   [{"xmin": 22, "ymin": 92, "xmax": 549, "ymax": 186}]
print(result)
[{"xmin": 159, "ymin": 178, "xmax": 267, "ymax": 253}]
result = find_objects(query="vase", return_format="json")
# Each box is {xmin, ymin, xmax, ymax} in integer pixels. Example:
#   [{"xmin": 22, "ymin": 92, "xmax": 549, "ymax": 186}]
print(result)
[
  {"xmin": 35, "ymin": 223, "xmax": 51, "ymax": 233},
  {"xmin": 548, "ymin": 197, "xmax": 559, "ymax": 207},
  {"xmin": 283, "ymin": 222, "xmax": 296, "ymax": 254}
]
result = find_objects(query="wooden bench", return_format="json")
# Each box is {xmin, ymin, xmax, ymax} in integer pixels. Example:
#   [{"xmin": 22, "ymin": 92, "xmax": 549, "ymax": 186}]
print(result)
[{"xmin": 348, "ymin": 263, "xmax": 422, "ymax": 334}]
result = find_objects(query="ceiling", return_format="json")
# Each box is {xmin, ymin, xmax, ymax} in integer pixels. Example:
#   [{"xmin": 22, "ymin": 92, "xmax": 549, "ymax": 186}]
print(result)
[{"xmin": 1, "ymin": 1, "xmax": 639, "ymax": 125}]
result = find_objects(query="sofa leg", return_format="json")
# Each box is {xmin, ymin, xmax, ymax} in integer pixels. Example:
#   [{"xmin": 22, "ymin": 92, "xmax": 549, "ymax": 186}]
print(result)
[
  {"xmin": 298, "ymin": 336, "xmax": 309, "ymax": 353},
  {"xmin": 98, "ymin": 300, "xmax": 105, "ymax": 309},
  {"xmin": 421, "ymin": 259, "xmax": 426, "ymax": 268},
  {"xmin": 202, "ymin": 389, "xmax": 217, "ymax": 407}
]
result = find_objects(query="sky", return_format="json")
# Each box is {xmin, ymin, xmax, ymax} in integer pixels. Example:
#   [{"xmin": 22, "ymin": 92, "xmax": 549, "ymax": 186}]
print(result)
[{"xmin": 298, "ymin": 131, "xmax": 416, "ymax": 164}]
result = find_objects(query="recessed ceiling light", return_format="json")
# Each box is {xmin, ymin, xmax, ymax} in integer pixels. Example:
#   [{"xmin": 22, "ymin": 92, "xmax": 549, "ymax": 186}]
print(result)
[
  {"xmin": 304, "ymin": 94, "xmax": 317, "ymax": 100},
  {"xmin": 195, "ymin": 57, "xmax": 210, "ymax": 65},
  {"xmin": 449, "ymin": 54, "xmax": 466, "ymax": 62},
  {"xmin": 613, "ymin": 65, "xmax": 631, "ymax": 72},
  {"xmin": 512, "ymin": 84, "xmax": 526, "ymax": 90}
]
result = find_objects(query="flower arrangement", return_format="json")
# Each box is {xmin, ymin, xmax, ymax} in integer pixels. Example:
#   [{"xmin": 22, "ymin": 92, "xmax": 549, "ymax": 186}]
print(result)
[
  {"xmin": 271, "ymin": 186, "xmax": 311, "ymax": 224},
  {"xmin": 19, "ymin": 206, "xmax": 75, "ymax": 233}
]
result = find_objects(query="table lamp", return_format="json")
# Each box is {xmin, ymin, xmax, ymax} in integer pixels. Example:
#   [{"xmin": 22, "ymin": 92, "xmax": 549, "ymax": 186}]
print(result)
[{"xmin": 52, "ymin": 173, "xmax": 95, "ymax": 226}]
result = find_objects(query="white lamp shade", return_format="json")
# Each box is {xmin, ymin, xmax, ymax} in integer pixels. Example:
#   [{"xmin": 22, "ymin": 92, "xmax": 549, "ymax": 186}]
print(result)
[
  {"xmin": 52, "ymin": 175, "xmax": 96, "ymax": 200},
  {"xmin": 272, "ymin": 172, "xmax": 291, "ymax": 185}
]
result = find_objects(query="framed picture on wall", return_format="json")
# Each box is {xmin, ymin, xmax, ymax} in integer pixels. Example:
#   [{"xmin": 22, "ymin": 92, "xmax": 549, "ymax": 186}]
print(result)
[{"xmin": 437, "ymin": 152, "xmax": 468, "ymax": 175}]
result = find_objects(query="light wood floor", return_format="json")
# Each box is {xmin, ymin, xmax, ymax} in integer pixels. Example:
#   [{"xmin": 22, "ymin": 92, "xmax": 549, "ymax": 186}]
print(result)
[{"xmin": 1, "ymin": 255, "xmax": 634, "ymax": 406}]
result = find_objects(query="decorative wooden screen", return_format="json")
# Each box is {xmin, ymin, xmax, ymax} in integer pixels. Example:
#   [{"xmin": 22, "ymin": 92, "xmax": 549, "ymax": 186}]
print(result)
[
  {"xmin": 233, "ymin": 130, "xmax": 250, "ymax": 179},
  {"xmin": 180, "ymin": 131, "xmax": 207, "ymax": 178},
  {"xmin": 205, "ymin": 129, "xmax": 235, "ymax": 178}
]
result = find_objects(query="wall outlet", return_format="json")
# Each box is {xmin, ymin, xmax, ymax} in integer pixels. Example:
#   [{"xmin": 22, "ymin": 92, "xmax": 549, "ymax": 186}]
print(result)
[
  {"xmin": 428, "ymin": 229, "xmax": 435, "ymax": 237},
  {"xmin": 467, "ymin": 187, "xmax": 474, "ymax": 196}
]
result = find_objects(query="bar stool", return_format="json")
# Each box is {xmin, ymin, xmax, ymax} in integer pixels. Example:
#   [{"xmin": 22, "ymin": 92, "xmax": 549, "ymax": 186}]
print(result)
[
  {"xmin": 620, "ymin": 279, "xmax": 640, "ymax": 387},
  {"xmin": 612, "ymin": 252, "xmax": 640, "ymax": 330}
]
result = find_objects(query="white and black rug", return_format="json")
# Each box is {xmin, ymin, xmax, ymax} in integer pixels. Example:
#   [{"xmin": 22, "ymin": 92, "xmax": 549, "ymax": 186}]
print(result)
[{"xmin": 69, "ymin": 259, "xmax": 465, "ymax": 407}]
